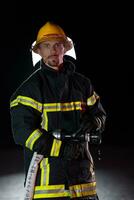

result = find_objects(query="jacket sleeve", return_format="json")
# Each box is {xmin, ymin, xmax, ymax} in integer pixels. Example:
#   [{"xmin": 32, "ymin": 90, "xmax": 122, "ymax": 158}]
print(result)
[
  {"xmin": 10, "ymin": 80, "xmax": 62, "ymax": 157},
  {"xmin": 80, "ymin": 78, "xmax": 106, "ymax": 133}
]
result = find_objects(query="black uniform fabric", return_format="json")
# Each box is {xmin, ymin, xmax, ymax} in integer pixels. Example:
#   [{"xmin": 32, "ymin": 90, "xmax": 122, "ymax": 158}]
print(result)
[{"xmin": 10, "ymin": 57, "xmax": 106, "ymax": 199}]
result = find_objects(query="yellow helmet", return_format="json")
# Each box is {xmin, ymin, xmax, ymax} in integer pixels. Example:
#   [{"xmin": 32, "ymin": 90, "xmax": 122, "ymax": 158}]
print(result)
[{"xmin": 32, "ymin": 22, "xmax": 73, "ymax": 53}]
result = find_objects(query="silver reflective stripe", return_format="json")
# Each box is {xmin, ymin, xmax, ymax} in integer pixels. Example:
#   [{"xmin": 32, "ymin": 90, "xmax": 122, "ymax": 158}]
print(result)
[
  {"xmin": 87, "ymin": 94, "xmax": 96, "ymax": 106},
  {"xmin": 40, "ymin": 158, "xmax": 50, "ymax": 186},
  {"xmin": 50, "ymin": 139, "xmax": 62, "ymax": 157},
  {"xmin": 69, "ymin": 182, "xmax": 97, "ymax": 198},
  {"xmin": 41, "ymin": 110, "xmax": 48, "ymax": 131},
  {"xmin": 43, "ymin": 101, "xmax": 86, "ymax": 112},
  {"xmin": 25, "ymin": 129, "xmax": 42, "ymax": 150},
  {"xmin": 70, "ymin": 186, "xmax": 96, "ymax": 193},
  {"xmin": 10, "ymin": 95, "xmax": 42, "ymax": 112},
  {"xmin": 34, "ymin": 185, "xmax": 70, "ymax": 198},
  {"xmin": 35, "ymin": 188, "xmax": 66, "ymax": 194}
]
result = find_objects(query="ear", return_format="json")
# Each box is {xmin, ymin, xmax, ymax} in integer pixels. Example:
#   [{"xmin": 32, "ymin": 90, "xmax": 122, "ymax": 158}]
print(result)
[
  {"xmin": 64, "ymin": 47, "xmax": 67, "ymax": 54},
  {"xmin": 64, "ymin": 50, "xmax": 66, "ymax": 54},
  {"xmin": 36, "ymin": 48, "xmax": 41, "ymax": 56}
]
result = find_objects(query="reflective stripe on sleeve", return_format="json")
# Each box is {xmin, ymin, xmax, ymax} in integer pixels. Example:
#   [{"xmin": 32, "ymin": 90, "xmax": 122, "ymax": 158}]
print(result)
[
  {"xmin": 10, "ymin": 97, "xmax": 86, "ymax": 112},
  {"xmin": 10, "ymin": 95, "xmax": 42, "ymax": 113},
  {"xmin": 87, "ymin": 93, "xmax": 98, "ymax": 106},
  {"xmin": 25, "ymin": 129, "xmax": 43, "ymax": 150},
  {"xmin": 50, "ymin": 139, "xmax": 62, "ymax": 157}
]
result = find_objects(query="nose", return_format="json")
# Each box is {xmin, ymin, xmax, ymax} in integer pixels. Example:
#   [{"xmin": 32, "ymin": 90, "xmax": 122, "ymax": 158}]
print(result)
[{"xmin": 50, "ymin": 45, "xmax": 57, "ymax": 54}]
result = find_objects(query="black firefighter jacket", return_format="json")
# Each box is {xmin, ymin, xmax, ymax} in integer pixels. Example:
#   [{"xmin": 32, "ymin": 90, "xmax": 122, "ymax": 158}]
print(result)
[{"xmin": 10, "ymin": 58, "xmax": 106, "ymax": 175}]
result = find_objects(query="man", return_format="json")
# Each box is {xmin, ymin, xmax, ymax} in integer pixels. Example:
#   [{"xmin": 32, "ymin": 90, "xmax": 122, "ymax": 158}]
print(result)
[{"xmin": 10, "ymin": 21, "xmax": 106, "ymax": 200}]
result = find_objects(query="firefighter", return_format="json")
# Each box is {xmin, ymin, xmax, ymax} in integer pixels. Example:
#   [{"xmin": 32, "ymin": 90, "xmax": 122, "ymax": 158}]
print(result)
[{"xmin": 10, "ymin": 21, "xmax": 106, "ymax": 200}]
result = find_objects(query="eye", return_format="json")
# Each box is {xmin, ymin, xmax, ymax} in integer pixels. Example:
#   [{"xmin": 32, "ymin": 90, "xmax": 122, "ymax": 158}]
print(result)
[
  {"xmin": 54, "ymin": 43, "xmax": 62, "ymax": 48},
  {"xmin": 43, "ymin": 43, "xmax": 50, "ymax": 48}
]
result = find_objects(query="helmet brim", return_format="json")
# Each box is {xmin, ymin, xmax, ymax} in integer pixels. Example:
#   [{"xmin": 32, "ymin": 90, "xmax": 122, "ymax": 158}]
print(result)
[{"xmin": 32, "ymin": 35, "xmax": 73, "ymax": 53}]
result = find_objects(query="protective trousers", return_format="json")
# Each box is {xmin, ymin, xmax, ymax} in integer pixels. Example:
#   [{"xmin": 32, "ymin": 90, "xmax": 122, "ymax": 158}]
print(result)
[{"xmin": 33, "ymin": 157, "xmax": 99, "ymax": 199}]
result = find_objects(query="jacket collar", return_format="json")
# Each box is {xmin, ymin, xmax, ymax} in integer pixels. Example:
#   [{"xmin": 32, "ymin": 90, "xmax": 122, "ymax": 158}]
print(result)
[{"xmin": 40, "ymin": 57, "xmax": 75, "ymax": 75}]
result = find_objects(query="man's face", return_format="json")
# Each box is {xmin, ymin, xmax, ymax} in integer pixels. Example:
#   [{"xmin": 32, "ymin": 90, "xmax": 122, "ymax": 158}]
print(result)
[{"xmin": 37, "ymin": 40, "xmax": 65, "ymax": 69}]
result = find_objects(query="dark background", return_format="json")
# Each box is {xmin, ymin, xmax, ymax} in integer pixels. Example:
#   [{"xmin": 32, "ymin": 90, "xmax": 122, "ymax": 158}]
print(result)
[{"xmin": 0, "ymin": 2, "xmax": 133, "ymax": 148}]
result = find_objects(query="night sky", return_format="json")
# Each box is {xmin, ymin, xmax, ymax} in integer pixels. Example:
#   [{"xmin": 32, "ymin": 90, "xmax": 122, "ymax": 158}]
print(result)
[{"xmin": 0, "ymin": 2, "xmax": 133, "ymax": 147}]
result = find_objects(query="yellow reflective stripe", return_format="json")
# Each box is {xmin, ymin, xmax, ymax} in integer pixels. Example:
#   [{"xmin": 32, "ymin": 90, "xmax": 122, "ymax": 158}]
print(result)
[
  {"xmin": 46, "ymin": 163, "xmax": 50, "ymax": 185},
  {"xmin": 10, "ymin": 97, "xmax": 86, "ymax": 112},
  {"xmin": 25, "ymin": 129, "xmax": 42, "ymax": 150},
  {"xmin": 41, "ymin": 110, "xmax": 48, "ymax": 131},
  {"xmin": 43, "ymin": 101, "xmax": 86, "ymax": 112},
  {"xmin": 69, "ymin": 182, "xmax": 97, "ymax": 198},
  {"xmin": 10, "ymin": 95, "xmax": 42, "ymax": 112},
  {"xmin": 40, "ymin": 158, "xmax": 50, "ymax": 186},
  {"xmin": 36, "ymin": 185, "xmax": 65, "ymax": 190},
  {"xmin": 87, "ymin": 93, "xmax": 97, "ymax": 106},
  {"xmin": 50, "ymin": 139, "xmax": 62, "ymax": 157},
  {"xmin": 34, "ymin": 185, "xmax": 70, "ymax": 198}
]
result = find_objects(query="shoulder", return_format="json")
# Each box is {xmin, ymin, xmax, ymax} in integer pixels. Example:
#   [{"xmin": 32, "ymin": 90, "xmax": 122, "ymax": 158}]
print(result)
[
  {"xmin": 10, "ymin": 68, "xmax": 42, "ymax": 101},
  {"xmin": 18, "ymin": 68, "xmax": 42, "ymax": 90},
  {"xmin": 72, "ymin": 72, "xmax": 94, "ymax": 97},
  {"xmin": 73, "ymin": 71, "xmax": 92, "ymax": 86}
]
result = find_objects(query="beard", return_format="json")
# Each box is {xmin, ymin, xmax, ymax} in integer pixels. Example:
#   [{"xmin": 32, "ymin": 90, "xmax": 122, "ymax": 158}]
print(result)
[
  {"xmin": 48, "ymin": 58, "xmax": 59, "ymax": 67},
  {"xmin": 46, "ymin": 55, "xmax": 63, "ymax": 67}
]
